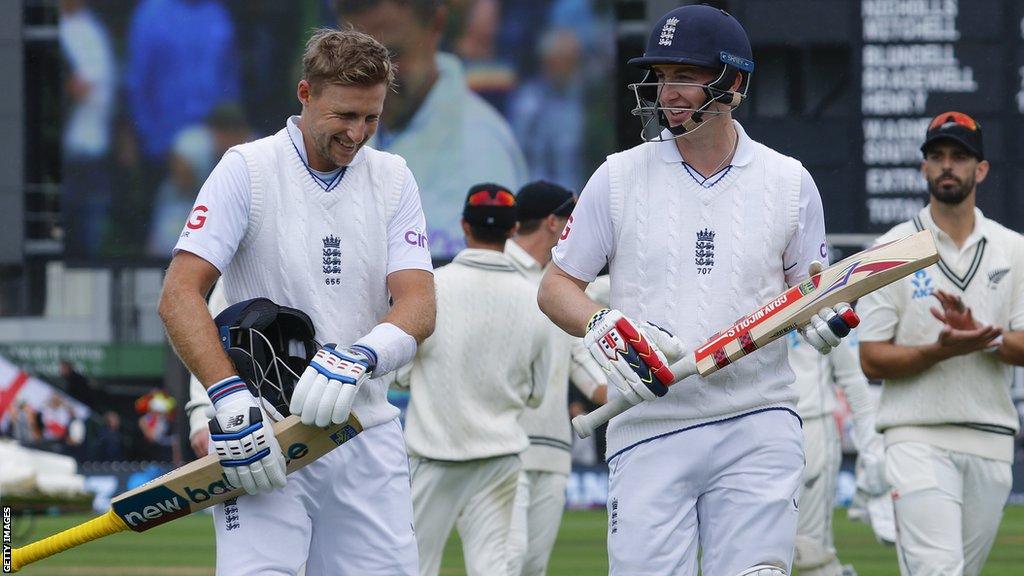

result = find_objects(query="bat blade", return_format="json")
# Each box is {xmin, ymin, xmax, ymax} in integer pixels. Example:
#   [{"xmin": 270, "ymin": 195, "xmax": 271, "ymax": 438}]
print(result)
[
  {"xmin": 10, "ymin": 415, "xmax": 361, "ymax": 571},
  {"xmin": 692, "ymin": 229, "xmax": 938, "ymax": 376},
  {"xmin": 572, "ymin": 230, "xmax": 937, "ymax": 438}
]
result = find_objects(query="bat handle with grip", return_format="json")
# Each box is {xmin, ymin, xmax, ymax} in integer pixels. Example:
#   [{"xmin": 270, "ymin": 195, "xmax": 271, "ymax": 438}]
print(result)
[
  {"xmin": 572, "ymin": 396, "xmax": 632, "ymax": 438},
  {"xmin": 571, "ymin": 354, "xmax": 698, "ymax": 439},
  {"xmin": 10, "ymin": 509, "xmax": 129, "ymax": 572}
]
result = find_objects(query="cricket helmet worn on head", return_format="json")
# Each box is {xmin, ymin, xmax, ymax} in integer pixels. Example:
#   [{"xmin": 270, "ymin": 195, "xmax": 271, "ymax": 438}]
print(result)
[
  {"xmin": 215, "ymin": 297, "xmax": 319, "ymax": 421},
  {"xmin": 628, "ymin": 4, "xmax": 754, "ymax": 141}
]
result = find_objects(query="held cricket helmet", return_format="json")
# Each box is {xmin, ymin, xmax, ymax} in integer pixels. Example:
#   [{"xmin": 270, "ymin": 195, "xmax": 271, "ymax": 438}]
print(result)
[
  {"xmin": 214, "ymin": 297, "xmax": 319, "ymax": 421},
  {"xmin": 628, "ymin": 4, "xmax": 754, "ymax": 141}
]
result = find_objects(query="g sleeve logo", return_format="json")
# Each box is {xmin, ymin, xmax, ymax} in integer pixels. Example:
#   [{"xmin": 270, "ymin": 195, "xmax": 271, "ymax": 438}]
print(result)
[
  {"xmin": 559, "ymin": 215, "xmax": 573, "ymax": 241},
  {"xmin": 187, "ymin": 205, "xmax": 209, "ymax": 230}
]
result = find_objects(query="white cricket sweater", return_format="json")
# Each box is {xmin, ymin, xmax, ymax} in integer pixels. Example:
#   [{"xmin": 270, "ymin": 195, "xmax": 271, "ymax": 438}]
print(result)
[
  {"xmin": 505, "ymin": 240, "xmax": 608, "ymax": 475},
  {"xmin": 603, "ymin": 135, "xmax": 803, "ymax": 458},
  {"xmin": 404, "ymin": 249, "xmax": 552, "ymax": 461},
  {"xmin": 221, "ymin": 129, "xmax": 407, "ymax": 429},
  {"xmin": 857, "ymin": 207, "xmax": 1024, "ymax": 461}
]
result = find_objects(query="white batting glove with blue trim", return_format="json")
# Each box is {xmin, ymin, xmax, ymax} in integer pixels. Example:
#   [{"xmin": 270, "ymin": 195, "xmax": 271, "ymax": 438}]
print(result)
[
  {"xmin": 207, "ymin": 376, "xmax": 287, "ymax": 495},
  {"xmin": 289, "ymin": 344, "xmax": 375, "ymax": 427}
]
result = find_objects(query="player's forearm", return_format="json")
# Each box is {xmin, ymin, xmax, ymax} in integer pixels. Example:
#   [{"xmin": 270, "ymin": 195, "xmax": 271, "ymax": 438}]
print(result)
[
  {"xmin": 538, "ymin": 265, "xmax": 602, "ymax": 337},
  {"xmin": 859, "ymin": 340, "xmax": 949, "ymax": 380},
  {"xmin": 382, "ymin": 270, "xmax": 436, "ymax": 343},
  {"xmin": 158, "ymin": 284, "xmax": 236, "ymax": 387},
  {"xmin": 993, "ymin": 331, "xmax": 1024, "ymax": 365}
]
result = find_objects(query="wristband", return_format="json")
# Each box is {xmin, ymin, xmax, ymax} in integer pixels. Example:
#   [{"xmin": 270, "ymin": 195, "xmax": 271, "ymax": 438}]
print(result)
[{"xmin": 354, "ymin": 322, "xmax": 417, "ymax": 376}]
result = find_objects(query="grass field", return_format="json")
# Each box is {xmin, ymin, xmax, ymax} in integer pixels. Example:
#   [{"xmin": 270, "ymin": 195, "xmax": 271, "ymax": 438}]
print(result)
[{"xmin": 10, "ymin": 507, "xmax": 1024, "ymax": 575}]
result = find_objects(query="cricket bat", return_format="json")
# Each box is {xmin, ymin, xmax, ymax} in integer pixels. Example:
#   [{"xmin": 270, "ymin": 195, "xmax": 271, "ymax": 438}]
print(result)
[
  {"xmin": 8, "ymin": 415, "xmax": 362, "ymax": 572},
  {"xmin": 572, "ymin": 229, "xmax": 938, "ymax": 439}
]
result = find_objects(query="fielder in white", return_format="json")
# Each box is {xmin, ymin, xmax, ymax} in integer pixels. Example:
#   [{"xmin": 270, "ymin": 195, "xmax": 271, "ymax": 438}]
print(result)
[
  {"xmin": 537, "ymin": 6, "xmax": 857, "ymax": 576},
  {"xmin": 398, "ymin": 183, "xmax": 552, "ymax": 576},
  {"xmin": 787, "ymin": 330, "xmax": 885, "ymax": 576},
  {"xmin": 503, "ymin": 181, "xmax": 608, "ymax": 576},
  {"xmin": 159, "ymin": 29, "xmax": 435, "ymax": 575},
  {"xmin": 858, "ymin": 111, "xmax": 1024, "ymax": 576}
]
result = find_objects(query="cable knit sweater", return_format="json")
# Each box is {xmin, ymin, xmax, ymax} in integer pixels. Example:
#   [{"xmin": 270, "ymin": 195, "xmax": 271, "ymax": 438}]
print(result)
[{"xmin": 402, "ymin": 248, "xmax": 552, "ymax": 461}]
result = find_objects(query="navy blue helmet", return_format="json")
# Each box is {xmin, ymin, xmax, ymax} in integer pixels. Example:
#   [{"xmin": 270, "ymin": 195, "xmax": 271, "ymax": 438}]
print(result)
[
  {"xmin": 628, "ymin": 5, "xmax": 754, "ymax": 141},
  {"xmin": 215, "ymin": 297, "xmax": 319, "ymax": 420}
]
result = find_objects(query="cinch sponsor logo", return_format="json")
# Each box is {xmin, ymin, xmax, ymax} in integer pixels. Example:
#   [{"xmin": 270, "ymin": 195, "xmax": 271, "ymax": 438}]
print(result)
[
  {"xmin": 404, "ymin": 229, "xmax": 427, "ymax": 248},
  {"xmin": 113, "ymin": 486, "xmax": 191, "ymax": 531},
  {"xmin": 186, "ymin": 205, "xmax": 208, "ymax": 230}
]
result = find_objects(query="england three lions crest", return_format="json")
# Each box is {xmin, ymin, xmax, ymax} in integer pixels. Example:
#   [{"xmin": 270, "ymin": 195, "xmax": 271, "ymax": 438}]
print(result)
[
  {"xmin": 323, "ymin": 235, "xmax": 341, "ymax": 286},
  {"xmin": 695, "ymin": 228, "xmax": 715, "ymax": 275}
]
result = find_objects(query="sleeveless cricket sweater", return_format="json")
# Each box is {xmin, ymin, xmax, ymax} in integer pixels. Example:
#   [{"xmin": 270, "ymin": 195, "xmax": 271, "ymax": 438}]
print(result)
[
  {"xmin": 222, "ymin": 129, "xmax": 406, "ymax": 429},
  {"xmin": 604, "ymin": 137, "xmax": 803, "ymax": 459}
]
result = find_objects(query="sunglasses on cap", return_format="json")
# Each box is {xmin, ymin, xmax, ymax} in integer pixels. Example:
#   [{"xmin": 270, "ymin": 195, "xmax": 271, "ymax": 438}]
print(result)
[
  {"xmin": 467, "ymin": 189, "xmax": 516, "ymax": 207},
  {"xmin": 928, "ymin": 111, "xmax": 978, "ymax": 132}
]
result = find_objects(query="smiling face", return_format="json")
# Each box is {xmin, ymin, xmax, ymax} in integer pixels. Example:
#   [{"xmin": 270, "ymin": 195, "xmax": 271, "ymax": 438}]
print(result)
[
  {"xmin": 297, "ymin": 79, "xmax": 387, "ymax": 170},
  {"xmin": 921, "ymin": 140, "xmax": 989, "ymax": 206},
  {"xmin": 651, "ymin": 64, "xmax": 721, "ymax": 126}
]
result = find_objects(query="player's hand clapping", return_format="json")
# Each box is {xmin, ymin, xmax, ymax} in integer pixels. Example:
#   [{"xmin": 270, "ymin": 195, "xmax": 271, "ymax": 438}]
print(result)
[
  {"xmin": 290, "ymin": 344, "xmax": 374, "ymax": 427},
  {"xmin": 929, "ymin": 289, "xmax": 1002, "ymax": 355}
]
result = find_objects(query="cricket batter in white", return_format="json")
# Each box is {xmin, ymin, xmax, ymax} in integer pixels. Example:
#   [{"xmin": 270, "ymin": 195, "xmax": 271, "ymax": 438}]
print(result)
[
  {"xmin": 787, "ymin": 330, "xmax": 884, "ymax": 576},
  {"xmin": 159, "ymin": 29, "xmax": 435, "ymax": 575},
  {"xmin": 399, "ymin": 183, "xmax": 551, "ymax": 576},
  {"xmin": 504, "ymin": 181, "xmax": 608, "ymax": 576},
  {"xmin": 537, "ymin": 6, "xmax": 858, "ymax": 575},
  {"xmin": 858, "ymin": 111, "xmax": 1024, "ymax": 576}
]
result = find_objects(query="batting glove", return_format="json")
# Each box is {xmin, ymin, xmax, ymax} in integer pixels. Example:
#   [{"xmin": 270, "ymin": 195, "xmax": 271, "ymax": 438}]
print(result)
[
  {"xmin": 799, "ymin": 261, "xmax": 860, "ymax": 355},
  {"xmin": 207, "ymin": 376, "xmax": 287, "ymax": 495},
  {"xmin": 289, "ymin": 344, "xmax": 374, "ymax": 427},
  {"xmin": 583, "ymin": 309, "xmax": 684, "ymax": 406}
]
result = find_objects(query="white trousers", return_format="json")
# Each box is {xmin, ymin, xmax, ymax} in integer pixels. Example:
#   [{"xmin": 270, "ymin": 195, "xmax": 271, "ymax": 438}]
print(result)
[
  {"xmin": 794, "ymin": 415, "xmax": 844, "ymax": 576},
  {"xmin": 410, "ymin": 454, "xmax": 520, "ymax": 576},
  {"xmin": 213, "ymin": 418, "xmax": 418, "ymax": 576},
  {"xmin": 507, "ymin": 470, "xmax": 568, "ymax": 576},
  {"xmin": 887, "ymin": 441, "xmax": 1012, "ymax": 576},
  {"xmin": 607, "ymin": 409, "xmax": 803, "ymax": 576}
]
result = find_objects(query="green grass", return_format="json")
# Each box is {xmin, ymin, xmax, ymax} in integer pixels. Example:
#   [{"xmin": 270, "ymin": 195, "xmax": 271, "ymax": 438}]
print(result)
[{"xmin": 10, "ymin": 507, "xmax": 1024, "ymax": 575}]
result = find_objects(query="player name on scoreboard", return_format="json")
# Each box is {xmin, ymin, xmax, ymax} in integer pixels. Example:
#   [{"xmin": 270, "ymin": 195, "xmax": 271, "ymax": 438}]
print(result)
[{"xmin": 861, "ymin": 0, "xmax": 978, "ymax": 231}]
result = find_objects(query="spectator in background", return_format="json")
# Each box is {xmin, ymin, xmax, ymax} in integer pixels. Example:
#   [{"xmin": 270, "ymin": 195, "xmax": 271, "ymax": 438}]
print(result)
[
  {"xmin": 59, "ymin": 359, "xmax": 111, "ymax": 413},
  {"xmin": 147, "ymin": 126, "xmax": 215, "ymax": 257},
  {"xmin": 509, "ymin": 28, "xmax": 585, "ymax": 192},
  {"xmin": 59, "ymin": 0, "xmax": 115, "ymax": 255},
  {"xmin": 39, "ymin": 394, "xmax": 73, "ymax": 451},
  {"xmin": 123, "ymin": 0, "xmax": 239, "ymax": 243},
  {"xmin": 337, "ymin": 0, "xmax": 527, "ymax": 258},
  {"xmin": 455, "ymin": 0, "xmax": 516, "ymax": 113},
  {"xmin": 93, "ymin": 410, "xmax": 125, "ymax": 461},
  {"xmin": 11, "ymin": 401, "xmax": 42, "ymax": 447},
  {"xmin": 207, "ymin": 102, "xmax": 255, "ymax": 158},
  {"xmin": 135, "ymin": 388, "xmax": 177, "ymax": 462}
]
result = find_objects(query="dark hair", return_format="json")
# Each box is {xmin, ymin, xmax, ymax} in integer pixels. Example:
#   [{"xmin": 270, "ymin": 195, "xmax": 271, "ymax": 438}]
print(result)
[
  {"xmin": 335, "ymin": 0, "xmax": 443, "ymax": 21},
  {"xmin": 516, "ymin": 218, "xmax": 545, "ymax": 235},
  {"xmin": 468, "ymin": 224, "xmax": 513, "ymax": 245}
]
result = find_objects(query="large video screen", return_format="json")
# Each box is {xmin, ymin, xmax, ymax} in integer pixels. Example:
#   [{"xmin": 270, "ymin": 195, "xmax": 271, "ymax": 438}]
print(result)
[{"xmin": 61, "ymin": 0, "xmax": 617, "ymax": 263}]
